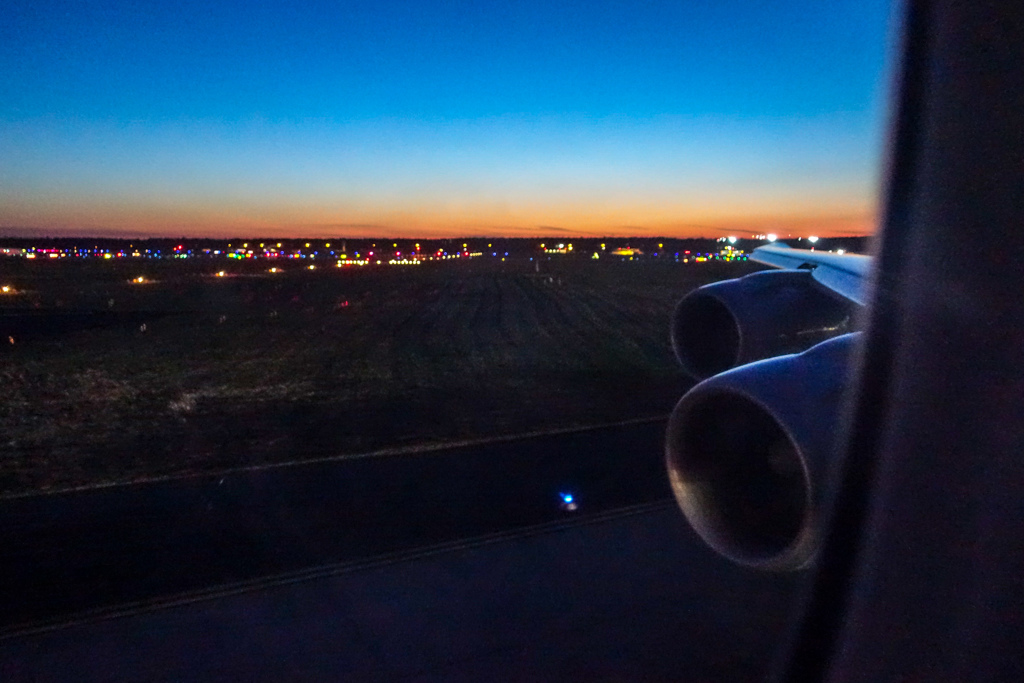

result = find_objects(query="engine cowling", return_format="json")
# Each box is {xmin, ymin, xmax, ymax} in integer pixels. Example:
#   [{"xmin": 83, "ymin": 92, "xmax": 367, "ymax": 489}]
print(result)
[
  {"xmin": 665, "ymin": 332, "xmax": 858, "ymax": 571},
  {"xmin": 671, "ymin": 269, "xmax": 855, "ymax": 380}
]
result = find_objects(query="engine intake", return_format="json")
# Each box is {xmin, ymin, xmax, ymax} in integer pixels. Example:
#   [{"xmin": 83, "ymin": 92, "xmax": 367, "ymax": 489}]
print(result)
[
  {"xmin": 665, "ymin": 333, "xmax": 859, "ymax": 570},
  {"xmin": 672, "ymin": 269, "xmax": 854, "ymax": 380}
]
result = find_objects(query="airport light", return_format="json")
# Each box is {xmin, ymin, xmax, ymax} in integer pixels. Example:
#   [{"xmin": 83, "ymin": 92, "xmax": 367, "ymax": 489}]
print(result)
[
  {"xmin": 727, "ymin": 236, "xmax": 737, "ymax": 244},
  {"xmin": 766, "ymin": 233, "xmax": 778, "ymax": 242},
  {"xmin": 808, "ymin": 235, "xmax": 819, "ymax": 243}
]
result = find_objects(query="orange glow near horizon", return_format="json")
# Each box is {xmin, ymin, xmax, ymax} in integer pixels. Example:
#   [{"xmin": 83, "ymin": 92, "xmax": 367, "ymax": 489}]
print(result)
[
  {"xmin": 0, "ymin": 113, "xmax": 881, "ymax": 240},
  {"xmin": 0, "ymin": 197, "xmax": 876, "ymax": 239}
]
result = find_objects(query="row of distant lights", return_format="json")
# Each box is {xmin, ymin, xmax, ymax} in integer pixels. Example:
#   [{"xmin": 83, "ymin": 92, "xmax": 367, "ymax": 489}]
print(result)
[
  {"xmin": 4, "ymin": 237, "xmax": 820, "ymax": 261},
  {"xmin": 721, "ymin": 234, "xmax": 820, "ymax": 244},
  {"xmin": 9, "ymin": 235, "xmax": 832, "ymax": 288},
  {"xmin": 725, "ymin": 233, "xmax": 845, "ymax": 254}
]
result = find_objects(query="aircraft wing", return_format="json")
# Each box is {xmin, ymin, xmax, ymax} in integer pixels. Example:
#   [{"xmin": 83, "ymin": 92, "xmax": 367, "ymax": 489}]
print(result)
[{"xmin": 750, "ymin": 245, "xmax": 872, "ymax": 305}]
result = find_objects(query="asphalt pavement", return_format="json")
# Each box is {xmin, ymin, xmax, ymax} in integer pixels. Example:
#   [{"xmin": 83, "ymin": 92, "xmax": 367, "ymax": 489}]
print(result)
[
  {"xmin": 1, "ymin": 419, "xmax": 672, "ymax": 632},
  {"xmin": 0, "ymin": 419, "xmax": 804, "ymax": 680}
]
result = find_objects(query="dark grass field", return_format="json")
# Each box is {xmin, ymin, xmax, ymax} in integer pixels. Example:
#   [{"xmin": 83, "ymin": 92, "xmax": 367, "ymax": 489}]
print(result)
[{"xmin": 0, "ymin": 256, "xmax": 762, "ymax": 495}]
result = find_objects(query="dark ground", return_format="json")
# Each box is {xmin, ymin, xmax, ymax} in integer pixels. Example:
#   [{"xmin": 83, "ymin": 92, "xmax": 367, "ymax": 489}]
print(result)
[
  {"xmin": 0, "ymin": 420, "xmax": 670, "ymax": 632},
  {"xmin": 0, "ymin": 419, "xmax": 803, "ymax": 681},
  {"xmin": 0, "ymin": 256, "xmax": 797, "ymax": 680},
  {"xmin": 0, "ymin": 256, "xmax": 761, "ymax": 495}
]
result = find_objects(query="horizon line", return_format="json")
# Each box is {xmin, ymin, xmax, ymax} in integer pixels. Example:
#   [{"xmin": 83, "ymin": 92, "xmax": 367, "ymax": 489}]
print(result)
[{"xmin": 0, "ymin": 233, "xmax": 872, "ymax": 242}]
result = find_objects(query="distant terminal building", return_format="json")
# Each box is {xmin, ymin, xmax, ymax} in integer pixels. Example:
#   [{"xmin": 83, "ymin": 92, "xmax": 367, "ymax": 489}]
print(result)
[{"xmin": 610, "ymin": 247, "xmax": 643, "ymax": 257}]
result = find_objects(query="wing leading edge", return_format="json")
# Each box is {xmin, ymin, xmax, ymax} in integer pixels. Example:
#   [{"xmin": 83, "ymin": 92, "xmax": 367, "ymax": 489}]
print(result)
[{"xmin": 750, "ymin": 245, "xmax": 871, "ymax": 305}]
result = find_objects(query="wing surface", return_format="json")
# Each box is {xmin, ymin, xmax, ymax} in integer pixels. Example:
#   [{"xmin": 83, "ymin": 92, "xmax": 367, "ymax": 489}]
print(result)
[{"xmin": 751, "ymin": 245, "xmax": 871, "ymax": 305}]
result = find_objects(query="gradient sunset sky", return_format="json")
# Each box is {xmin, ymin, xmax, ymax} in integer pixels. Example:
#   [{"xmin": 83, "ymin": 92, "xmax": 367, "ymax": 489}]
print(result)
[{"xmin": 1, "ymin": 1, "xmax": 893, "ymax": 239}]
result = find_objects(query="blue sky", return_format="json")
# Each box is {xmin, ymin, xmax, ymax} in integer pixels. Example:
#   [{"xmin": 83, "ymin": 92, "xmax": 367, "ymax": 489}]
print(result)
[{"xmin": 1, "ymin": 0, "xmax": 894, "ymax": 237}]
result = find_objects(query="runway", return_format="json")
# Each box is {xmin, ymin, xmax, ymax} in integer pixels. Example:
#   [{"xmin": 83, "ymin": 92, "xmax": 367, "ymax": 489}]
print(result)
[
  {"xmin": 0, "ymin": 419, "xmax": 803, "ymax": 679},
  {"xmin": 1, "ymin": 419, "xmax": 672, "ymax": 632}
]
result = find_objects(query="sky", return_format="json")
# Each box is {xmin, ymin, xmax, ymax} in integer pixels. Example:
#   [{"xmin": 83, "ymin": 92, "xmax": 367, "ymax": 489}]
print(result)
[{"xmin": 0, "ymin": 0, "xmax": 894, "ymax": 239}]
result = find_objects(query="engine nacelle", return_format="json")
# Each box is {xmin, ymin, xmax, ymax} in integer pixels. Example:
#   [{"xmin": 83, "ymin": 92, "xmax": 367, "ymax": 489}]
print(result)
[
  {"xmin": 671, "ymin": 269, "xmax": 855, "ymax": 380},
  {"xmin": 665, "ymin": 333, "xmax": 859, "ymax": 571}
]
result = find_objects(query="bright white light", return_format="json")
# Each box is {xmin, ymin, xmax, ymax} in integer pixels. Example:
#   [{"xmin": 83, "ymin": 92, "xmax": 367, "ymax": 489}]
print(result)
[
  {"xmin": 727, "ymin": 236, "xmax": 737, "ymax": 244},
  {"xmin": 808, "ymin": 235, "xmax": 819, "ymax": 243},
  {"xmin": 766, "ymin": 233, "xmax": 777, "ymax": 242},
  {"xmin": 836, "ymin": 249, "xmax": 846, "ymax": 254}
]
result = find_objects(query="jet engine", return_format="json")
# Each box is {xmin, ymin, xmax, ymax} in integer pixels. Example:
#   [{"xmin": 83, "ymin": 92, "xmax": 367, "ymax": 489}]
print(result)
[
  {"xmin": 665, "ymin": 333, "xmax": 859, "ymax": 571},
  {"xmin": 671, "ymin": 269, "xmax": 855, "ymax": 380}
]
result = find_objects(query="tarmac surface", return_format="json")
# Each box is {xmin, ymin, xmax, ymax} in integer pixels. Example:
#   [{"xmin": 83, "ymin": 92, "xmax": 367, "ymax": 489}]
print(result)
[{"xmin": 0, "ymin": 419, "xmax": 803, "ymax": 680}]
